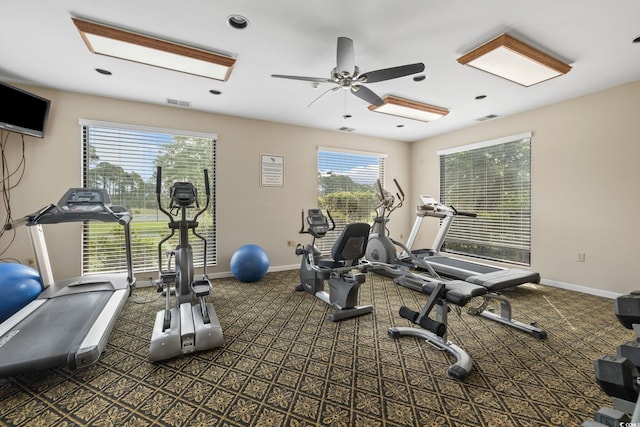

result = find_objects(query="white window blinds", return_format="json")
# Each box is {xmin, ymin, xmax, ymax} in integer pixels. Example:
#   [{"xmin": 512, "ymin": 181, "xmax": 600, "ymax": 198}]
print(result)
[
  {"xmin": 316, "ymin": 147, "xmax": 385, "ymax": 254},
  {"xmin": 438, "ymin": 133, "xmax": 532, "ymax": 265},
  {"xmin": 80, "ymin": 120, "xmax": 217, "ymax": 275}
]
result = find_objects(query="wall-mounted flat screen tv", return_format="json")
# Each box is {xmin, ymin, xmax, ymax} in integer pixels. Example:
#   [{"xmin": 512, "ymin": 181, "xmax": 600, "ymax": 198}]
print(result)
[{"xmin": 0, "ymin": 82, "xmax": 51, "ymax": 138}]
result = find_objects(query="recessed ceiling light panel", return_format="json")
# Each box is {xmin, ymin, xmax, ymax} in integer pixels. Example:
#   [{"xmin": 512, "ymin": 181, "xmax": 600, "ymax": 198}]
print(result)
[
  {"xmin": 369, "ymin": 96, "xmax": 448, "ymax": 122},
  {"xmin": 72, "ymin": 18, "xmax": 236, "ymax": 81},
  {"xmin": 457, "ymin": 33, "xmax": 571, "ymax": 87}
]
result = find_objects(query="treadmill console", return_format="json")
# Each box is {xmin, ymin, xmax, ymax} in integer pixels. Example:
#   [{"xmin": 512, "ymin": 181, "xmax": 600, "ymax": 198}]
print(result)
[
  {"xmin": 15, "ymin": 188, "xmax": 131, "ymax": 225},
  {"xmin": 419, "ymin": 195, "xmax": 439, "ymax": 207},
  {"xmin": 59, "ymin": 188, "xmax": 111, "ymax": 212}
]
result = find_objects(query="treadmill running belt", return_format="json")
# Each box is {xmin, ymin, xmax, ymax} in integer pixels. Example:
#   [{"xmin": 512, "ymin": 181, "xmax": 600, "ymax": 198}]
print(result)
[
  {"xmin": 0, "ymin": 291, "xmax": 112, "ymax": 376},
  {"xmin": 428, "ymin": 255, "xmax": 498, "ymax": 276}
]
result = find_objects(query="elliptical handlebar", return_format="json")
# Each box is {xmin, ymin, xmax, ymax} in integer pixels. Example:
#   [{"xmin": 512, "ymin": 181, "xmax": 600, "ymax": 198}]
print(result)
[
  {"xmin": 393, "ymin": 178, "xmax": 405, "ymax": 203},
  {"xmin": 155, "ymin": 167, "xmax": 174, "ymax": 221},
  {"xmin": 374, "ymin": 179, "xmax": 405, "ymax": 217},
  {"xmin": 192, "ymin": 169, "xmax": 210, "ymax": 222}
]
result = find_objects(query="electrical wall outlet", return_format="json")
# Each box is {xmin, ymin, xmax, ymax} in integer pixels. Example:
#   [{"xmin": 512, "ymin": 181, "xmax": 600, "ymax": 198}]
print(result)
[{"xmin": 577, "ymin": 252, "xmax": 586, "ymax": 262}]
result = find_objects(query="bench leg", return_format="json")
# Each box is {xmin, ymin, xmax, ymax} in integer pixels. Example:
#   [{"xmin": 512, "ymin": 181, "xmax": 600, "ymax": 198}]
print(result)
[{"xmin": 467, "ymin": 293, "xmax": 547, "ymax": 340}]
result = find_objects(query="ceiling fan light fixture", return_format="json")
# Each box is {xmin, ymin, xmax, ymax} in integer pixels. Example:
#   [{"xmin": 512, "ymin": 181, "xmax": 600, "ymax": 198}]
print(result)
[
  {"xmin": 369, "ymin": 96, "xmax": 448, "ymax": 122},
  {"xmin": 72, "ymin": 17, "xmax": 236, "ymax": 81},
  {"xmin": 457, "ymin": 33, "xmax": 571, "ymax": 87}
]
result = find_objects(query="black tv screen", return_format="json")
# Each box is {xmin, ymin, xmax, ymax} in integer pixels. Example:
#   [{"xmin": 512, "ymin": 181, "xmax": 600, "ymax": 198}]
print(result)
[{"xmin": 0, "ymin": 82, "xmax": 51, "ymax": 138}]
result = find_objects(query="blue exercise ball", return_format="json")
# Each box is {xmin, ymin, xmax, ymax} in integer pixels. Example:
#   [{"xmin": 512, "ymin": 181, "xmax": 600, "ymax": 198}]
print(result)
[
  {"xmin": 230, "ymin": 244, "xmax": 270, "ymax": 283},
  {"xmin": 0, "ymin": 263, "xmax": 42, "ymax": 323}
]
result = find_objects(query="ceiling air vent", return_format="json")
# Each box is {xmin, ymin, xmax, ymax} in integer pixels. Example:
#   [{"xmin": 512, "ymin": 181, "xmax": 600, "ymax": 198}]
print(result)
[
  {"xmin": 167, "ymin": 98, "xmax": 191, "ymax": 107},
  {"xmin": 476, "ymin": 114, "xmax": 498, "ymax": 122},
  {"xmin": 338, "ymin": 126, "xmax": 355, "ymax": 132}
]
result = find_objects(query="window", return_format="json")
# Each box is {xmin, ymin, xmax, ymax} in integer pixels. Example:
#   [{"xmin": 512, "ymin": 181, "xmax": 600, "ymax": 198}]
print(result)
[
  {"xmin": 80, "ymin": 120, "xmax": 216, "ymax": 275},
  {"xmin": 438, "ymin": 132, "xmax": 531, "ymax": 265},
  {"xmin": 317, "ymin": 147, "xmax": 385, "ymax": 254}
]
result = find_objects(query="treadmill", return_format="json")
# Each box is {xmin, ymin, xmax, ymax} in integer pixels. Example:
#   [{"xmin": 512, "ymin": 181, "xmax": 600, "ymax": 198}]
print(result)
[
  {"xmin": 401, "ymin": 195, "xmax": 540, "ymax": 288},
  {"xmin": 0, "ymin": 188, "xmax": 135, "ymax": 377}
]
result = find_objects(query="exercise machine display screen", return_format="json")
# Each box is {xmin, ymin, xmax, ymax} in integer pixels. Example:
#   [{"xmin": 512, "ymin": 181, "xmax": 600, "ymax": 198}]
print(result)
[{"xmin": 58, "ymin": 189, "xmax": 111, "ymax": 211}]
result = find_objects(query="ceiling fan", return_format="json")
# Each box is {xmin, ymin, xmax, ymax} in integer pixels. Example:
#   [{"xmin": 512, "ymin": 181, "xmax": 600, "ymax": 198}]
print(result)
[{"xmin": 271, "ymin": 37, "xmax": 425, "ymax": 107}]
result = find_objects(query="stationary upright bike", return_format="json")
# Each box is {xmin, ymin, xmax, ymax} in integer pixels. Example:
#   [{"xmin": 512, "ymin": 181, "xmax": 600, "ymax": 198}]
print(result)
[{"xmin": 149, "ymin": 167, "xmax": 224, "ymax": 362}]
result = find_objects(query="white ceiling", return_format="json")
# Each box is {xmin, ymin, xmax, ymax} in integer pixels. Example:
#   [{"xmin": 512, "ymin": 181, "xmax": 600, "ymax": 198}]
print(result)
[{"xmin": 2, "ymin": 1, "xmax": 639, "ymax": 142}]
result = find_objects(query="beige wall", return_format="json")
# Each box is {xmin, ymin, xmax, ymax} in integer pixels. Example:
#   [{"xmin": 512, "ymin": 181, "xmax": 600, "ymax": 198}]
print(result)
[
  {"xmin": 3, "ymin": 81, "xmax": 638, "ymax": 296},
  {"xmin": 410, "ymin": 80, "xmax": 640, "ymax": 296},
  {"xmin": 1, "ymin": 87, "xmax": 411, "ymax": 282}
]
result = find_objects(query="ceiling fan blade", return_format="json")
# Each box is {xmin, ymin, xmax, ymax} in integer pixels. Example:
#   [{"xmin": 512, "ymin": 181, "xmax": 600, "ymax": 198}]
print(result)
[
  {"xmin": 271, "ymin": 74, "xmax": 333, "ymax": 83},
  {"xmin": 359, "ymin": 63, "xmax": 425, "ymax": 83},
  {"xmin": 336, "ymin": 37, "xmax": 355, "ymax": 76},
  {"xmin": 307, "ymin": 86, "xmax": 340, "ymax": 107},
  {"xmin": 351, "ymin": 85, "xmax": 384, "ymax": 106}
]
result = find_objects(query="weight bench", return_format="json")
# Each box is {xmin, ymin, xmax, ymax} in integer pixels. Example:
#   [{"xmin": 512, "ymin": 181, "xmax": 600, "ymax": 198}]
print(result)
[
  {"xmin": 388, "ymin": 274, "xmax": 486, "ymax": 380},
  {"xmin": 392, "ymin": 256, "xmax": 547, "ymax": 340},
  {"xmin": 464, "ymin": 269, "xmax": 547, "ymax": 340}
]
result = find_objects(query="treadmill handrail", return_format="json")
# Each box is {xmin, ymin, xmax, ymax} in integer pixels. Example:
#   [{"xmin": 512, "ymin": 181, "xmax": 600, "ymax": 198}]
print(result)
[{"xmin": 4, "ymin": 204, "xmax": 57, "ymax": 230}]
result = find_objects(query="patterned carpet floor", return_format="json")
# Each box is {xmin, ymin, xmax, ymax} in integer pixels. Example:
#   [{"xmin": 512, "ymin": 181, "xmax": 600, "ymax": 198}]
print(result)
[{"xmin": 0, "ymin": 269, "xmax": 634, "ymax": 426}]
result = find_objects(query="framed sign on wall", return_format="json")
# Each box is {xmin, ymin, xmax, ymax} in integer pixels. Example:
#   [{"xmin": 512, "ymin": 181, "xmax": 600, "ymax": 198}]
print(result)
[{"xmin": 260, "ymin": 154, "xmax": 284, "ymax": 188}]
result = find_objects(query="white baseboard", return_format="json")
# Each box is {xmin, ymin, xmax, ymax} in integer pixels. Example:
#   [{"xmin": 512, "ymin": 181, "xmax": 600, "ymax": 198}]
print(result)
[
  {"xmin": 540, "ymin": 278, "xmax": 622, "ymax": 299},
  {"xmin": 208, "ymin": 264, "xmax": 299, "ymax": 279}
]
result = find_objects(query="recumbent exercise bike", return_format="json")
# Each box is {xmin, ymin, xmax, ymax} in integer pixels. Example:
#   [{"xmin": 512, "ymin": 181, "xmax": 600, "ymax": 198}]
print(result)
[
  {"xmin": 149, "ymin": 167, "xmax": 223, "ymax": 362},
  {"xmin": 295, "ymin": 209, "xmax": 373, "ymax": 322}
]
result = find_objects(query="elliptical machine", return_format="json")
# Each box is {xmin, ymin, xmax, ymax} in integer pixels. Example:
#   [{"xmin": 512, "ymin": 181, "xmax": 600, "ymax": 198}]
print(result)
[
  {"xmin": 295, "ymin": 208, "xmax": 373, "ymax": 322},
  {"xmin": 366, "ymin": 179, "xmax": 441, "ymax": 278},
  {"xmin": 149, "ymin": 167, "xmax": 223, "ymax": 362},
  {"xmin": 365, "ymin": 179, "xmax": 404, "ymax": 266}
]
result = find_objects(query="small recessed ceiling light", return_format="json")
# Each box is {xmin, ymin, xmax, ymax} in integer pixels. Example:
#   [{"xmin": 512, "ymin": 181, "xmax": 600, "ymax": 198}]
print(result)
[
  {"xmin": 95, "ymin": 68, "xmax": 112, "ymax": 75},
  {"xmin": 228, "ymin": 15, "xmax": 249, "ymax": 30},
  {"xmin": 413, "ymin": 75, "xmax": 427, "ymax": 82},
  {"xmin": 209, "ymin": 89, "xmax": 222, "ymax": 95},
  {"xmin": 633, "ymin": 36, "xmax": 640, "ymax": 43},
  {"xmin": 475, "ymin": 95, "xmax": 487, "ymax": 100}
]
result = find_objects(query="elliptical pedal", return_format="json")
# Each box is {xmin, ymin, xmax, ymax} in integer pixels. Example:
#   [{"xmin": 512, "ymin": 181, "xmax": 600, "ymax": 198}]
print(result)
[{"xmin": 192, "ymin": 280, "xmax": 211, "ymax": 298}]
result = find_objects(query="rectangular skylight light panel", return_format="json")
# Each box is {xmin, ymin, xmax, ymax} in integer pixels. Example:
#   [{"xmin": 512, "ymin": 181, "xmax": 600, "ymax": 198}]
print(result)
[
  {"xmin": 464, "ymin": 46, "xmax": 563, "ymax": 87},
  {"xmin": 73, "ymin": 18, "xmax": 235, "ymax": 81},
  {"xmin": 369, "ymin": 96, "xmax": 449, "ymax": 122},
  {"xmin": 457, "ymin": 33, "xmax": 571, "ymax": 87}
]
